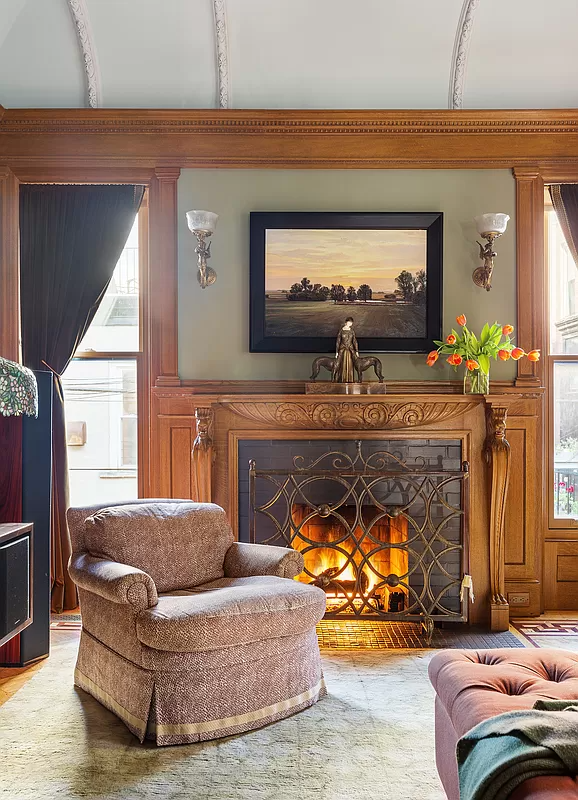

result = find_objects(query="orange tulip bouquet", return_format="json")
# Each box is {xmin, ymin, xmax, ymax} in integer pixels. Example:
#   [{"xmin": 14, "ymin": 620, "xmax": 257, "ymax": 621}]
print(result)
[{"xmin": 426, "ymin": 315, "xmax": 540, "ymax": 393}]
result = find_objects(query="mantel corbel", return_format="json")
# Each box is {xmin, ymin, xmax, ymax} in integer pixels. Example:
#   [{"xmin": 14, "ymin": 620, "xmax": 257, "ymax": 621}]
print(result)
[
  {"xmin": 191, "ymin": 406, "xmax": 214, "ymax": 503},
  {"xmin": 484, "ymin": 397, "xmax": 512, "ymax": 631}
]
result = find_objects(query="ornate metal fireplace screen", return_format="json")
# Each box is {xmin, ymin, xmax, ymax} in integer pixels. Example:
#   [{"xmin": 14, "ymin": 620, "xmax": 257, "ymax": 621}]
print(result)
[{"xmin": 249, "ymin": 442, "xmax": 470, "ymax": 640}]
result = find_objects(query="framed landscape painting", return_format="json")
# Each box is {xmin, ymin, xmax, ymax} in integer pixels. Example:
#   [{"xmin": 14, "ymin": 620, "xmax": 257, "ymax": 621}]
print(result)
[{"xmin": 249, "ymin": 211, "xmax": 443, "ymax": 353}]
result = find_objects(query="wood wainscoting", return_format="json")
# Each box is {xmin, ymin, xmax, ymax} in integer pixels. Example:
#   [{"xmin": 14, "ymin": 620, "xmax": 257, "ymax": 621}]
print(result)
[{"xmin": 151, "ymin": 381, "xmax": 543, "ymax": 629}]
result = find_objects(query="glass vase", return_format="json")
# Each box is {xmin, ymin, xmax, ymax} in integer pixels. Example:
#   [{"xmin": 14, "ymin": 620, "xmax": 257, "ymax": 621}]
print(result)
[{"xmin": 463, "ymin": 369, "xmax": 489, "ymax": 395}]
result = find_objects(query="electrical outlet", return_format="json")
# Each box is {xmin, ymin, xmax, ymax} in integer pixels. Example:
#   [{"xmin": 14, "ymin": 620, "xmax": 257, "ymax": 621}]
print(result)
[{"xmin": 508, "ymin": 592, "xmax": 530, "ymax": 607}]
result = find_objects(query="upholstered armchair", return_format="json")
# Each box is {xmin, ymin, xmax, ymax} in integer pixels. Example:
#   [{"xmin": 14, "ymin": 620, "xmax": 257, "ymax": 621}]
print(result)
[{"xmin": 67, "ymin": 500, "xmax": 327, "ymax": 746}]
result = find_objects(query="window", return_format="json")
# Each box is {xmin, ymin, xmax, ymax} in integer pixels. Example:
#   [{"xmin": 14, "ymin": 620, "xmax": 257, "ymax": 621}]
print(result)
[
  {"xmin": 63, "ymin": 206, "xmax": 145, "ymax": 506},
  {"xmin": 547, "ymin": 194, "xmax": 578, "ymax": 522}
]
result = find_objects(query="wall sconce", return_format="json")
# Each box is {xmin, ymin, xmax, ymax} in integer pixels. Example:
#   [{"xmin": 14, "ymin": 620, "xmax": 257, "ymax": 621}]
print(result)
[
  {"xmin": 186, "ymin": 210, "xmax": 218, "ymax": 289},
  {"xmin": 472, "ymin": 213, "xmax": 509, "ymax": 292}
]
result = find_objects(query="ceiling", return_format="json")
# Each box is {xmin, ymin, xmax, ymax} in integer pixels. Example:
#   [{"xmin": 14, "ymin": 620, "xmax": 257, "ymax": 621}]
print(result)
[{"xmin": 1, "ymin": 0, "xmax": 577, "ymax": 110}]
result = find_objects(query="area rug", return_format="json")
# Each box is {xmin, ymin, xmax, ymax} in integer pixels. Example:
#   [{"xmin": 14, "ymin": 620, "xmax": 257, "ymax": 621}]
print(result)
[
  {"xmin": 0, "ymin": 631, "xmax": 449, "ymax": 799},
  {"xmin": 510, "ymin": 619, "xmax": 578, "ymax": 652}
]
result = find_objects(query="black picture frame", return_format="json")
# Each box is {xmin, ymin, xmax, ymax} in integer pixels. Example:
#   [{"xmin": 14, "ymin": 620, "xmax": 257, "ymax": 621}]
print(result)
[{"xmin": 249, "ymin": 211, "xmax": 443, "ymax": 354}]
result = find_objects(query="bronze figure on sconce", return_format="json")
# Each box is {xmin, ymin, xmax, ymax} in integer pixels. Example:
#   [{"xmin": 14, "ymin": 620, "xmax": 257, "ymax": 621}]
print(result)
[
  {"xmin": 473, "ymin": 238, "xmax": 498, "ymax": 292},
  {"xmin": 472, "ymin": 213, "xmax": 509, "ymax": 292}
]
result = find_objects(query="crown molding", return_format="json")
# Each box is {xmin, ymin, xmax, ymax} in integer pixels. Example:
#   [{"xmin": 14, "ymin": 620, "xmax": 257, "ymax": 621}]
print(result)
[
  {"xmin": 2, "ymin": 108, "xmax": 578, "ymax": 135},
  {"xmin": 2, "ymin": 109, "xmax": 578, "ymax": 168}
]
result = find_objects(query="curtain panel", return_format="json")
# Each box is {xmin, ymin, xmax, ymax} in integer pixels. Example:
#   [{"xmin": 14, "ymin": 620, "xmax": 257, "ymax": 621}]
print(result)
[
  {"xmin": 549, "ymin": 184, "xmax": 578, "ymax": 266},
  {"xmin": 20, "ymin": 184, "xmax": 144, "ymax": 612}
]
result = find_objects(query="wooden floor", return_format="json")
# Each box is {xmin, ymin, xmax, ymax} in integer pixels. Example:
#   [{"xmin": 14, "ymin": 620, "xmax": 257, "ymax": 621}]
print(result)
[{"xmin": 0, "ymin": 659, "xmax": 46, "ymax": 707}]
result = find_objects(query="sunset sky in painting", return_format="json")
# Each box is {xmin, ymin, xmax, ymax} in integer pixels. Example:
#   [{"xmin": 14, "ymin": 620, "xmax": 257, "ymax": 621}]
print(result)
[{"xmin": 265, "ymin": 228, "xmax": 427, "ymax": 292}]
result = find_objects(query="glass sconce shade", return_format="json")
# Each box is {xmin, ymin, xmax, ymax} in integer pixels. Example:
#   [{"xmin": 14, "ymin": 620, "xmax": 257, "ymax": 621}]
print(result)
[
  {"xmin": 186, "ymin": 210, "xmax": 218, "ymax": 234},
  {"xmin": 474, "ymin": 213, "xmax": 510, "ymax": 237},
  {"xmin": 0, "ymin": 356, "xmax": 38, "ymax": 417}
]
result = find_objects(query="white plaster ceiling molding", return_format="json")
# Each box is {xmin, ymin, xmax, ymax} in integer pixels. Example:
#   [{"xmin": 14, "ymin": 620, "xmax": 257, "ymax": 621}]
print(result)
[
  {"xmin": 213, "ymin": 0, "xmax": 230, "ymax": 108},
  {"xmin": 67, "ymin": 0, "xmax": 102, "ymax": 108},
  {"xmin": 448, "ymin": 0, "xmax": 480, "ymax": 109}
]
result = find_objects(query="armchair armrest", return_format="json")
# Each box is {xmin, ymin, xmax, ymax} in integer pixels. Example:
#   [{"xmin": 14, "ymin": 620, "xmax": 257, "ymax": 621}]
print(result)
[
  {"xmin": 69, "ymin": 552, "xmax": 158, "ymax": 610},
  {"xmin": 224, "ymin": 542, "xmax": 304, "ymax": 579}
]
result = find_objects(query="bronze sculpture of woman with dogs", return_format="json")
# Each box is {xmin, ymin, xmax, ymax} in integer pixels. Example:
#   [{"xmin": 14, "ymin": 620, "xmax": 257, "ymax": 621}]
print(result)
[
  {"xmin": 309, "ymin": 316, "xmax": 385, "ymax": 384},
  {"xmin": 333, "ymin": 317, "xmax": 358, "ymax": 383}
]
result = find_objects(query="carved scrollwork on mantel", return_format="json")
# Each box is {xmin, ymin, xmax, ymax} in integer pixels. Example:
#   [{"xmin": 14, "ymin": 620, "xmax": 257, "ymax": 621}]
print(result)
[{"xmin": 222, "ymin": 400, "xmax": 480, "ymax": 430}]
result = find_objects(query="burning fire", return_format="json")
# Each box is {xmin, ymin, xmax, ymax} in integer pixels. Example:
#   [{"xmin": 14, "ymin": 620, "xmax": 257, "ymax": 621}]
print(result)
[
  {"xmin": 291, "ymin": 503, "xmax": 409, "ymax": 612},
  {"xmin": 302, "ymin": 547, "xmax": 376, "ymax": 595}
]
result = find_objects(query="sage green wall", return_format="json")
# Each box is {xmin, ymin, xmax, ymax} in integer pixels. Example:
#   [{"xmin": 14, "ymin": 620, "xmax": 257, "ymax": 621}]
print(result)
[{"xmin": 177, "ymin": 169, "xmax": 516, "ymax": 381}]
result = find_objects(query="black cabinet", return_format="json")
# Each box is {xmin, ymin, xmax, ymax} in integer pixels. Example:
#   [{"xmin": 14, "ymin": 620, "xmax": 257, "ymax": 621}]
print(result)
[{"xmin": 0, "ymin": 523, "xmax": 33, "ymax": 648}]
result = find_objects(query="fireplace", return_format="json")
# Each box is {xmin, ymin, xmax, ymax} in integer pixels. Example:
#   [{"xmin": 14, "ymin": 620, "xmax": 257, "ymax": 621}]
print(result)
[{"xmin": 240, "ymin": 439, "xmax": 470, "ymax": 639}]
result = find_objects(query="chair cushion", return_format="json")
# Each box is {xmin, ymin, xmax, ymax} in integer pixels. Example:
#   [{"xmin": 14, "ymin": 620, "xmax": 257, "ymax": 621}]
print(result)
[
  {"xmin": 429, "ymin": 648, "xmax": 578, "ymax": 738},
  {"xmin": 84, "ymin": 502, "xmax": 234, "ymax": 593},
  {"xmin": 136, "ymin": 575, "xmax": 327, "ymax": 653}
]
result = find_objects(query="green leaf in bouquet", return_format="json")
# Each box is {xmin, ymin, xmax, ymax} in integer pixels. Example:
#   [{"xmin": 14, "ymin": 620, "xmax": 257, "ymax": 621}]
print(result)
[{"xmin": 478, "ymin": 353, "xmax": 490, "ymax": 374}]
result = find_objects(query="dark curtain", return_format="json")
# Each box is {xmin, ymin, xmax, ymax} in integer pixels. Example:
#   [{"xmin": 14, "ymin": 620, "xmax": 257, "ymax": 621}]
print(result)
[
  {"xmin": 549, "ymin": 184, "xmax": 578, "ymax": 266},
  {"xmin": 20, "ymin": 184, "xmax": 144, "ymax": 612}
]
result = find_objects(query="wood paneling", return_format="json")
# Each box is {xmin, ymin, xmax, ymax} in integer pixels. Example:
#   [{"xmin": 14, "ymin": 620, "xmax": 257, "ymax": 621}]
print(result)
[
  {"xmin": 2, "ymin": 109, "xmax": 578, "ymax": 168},
  {"xmin": 544, "ymin": 541, "xmax": 578, "ymax": 609},
  {"xmin": 504, "ymin": 429, "xmax": 527, "ymax": 566},
  {"xmin": 504, "ymin": 418, "xmax": 541, "ymax": 577},
  {"xmin": 157, "ymin": 416, "xmax": 195, "ymax": 498},
  {"xmin": 557, "ymin": 554, "xmax": 578, "ymax": 582},
  {"xmin": 0, "ymin": 416, "xmax": 22, "ymax": 523},
  {"xmin": 149, "ymin": 167, "xmax": 180, "ymax": 388},
  {"xmin": 514, "ymin": 169, "xmax": 545, "ymax": 387},
  {"xmin": 0, "ymin": 166, "xmax": 19, "ymax": 361},
  {"xmin": 503, "ymin": 415, "xmax": 542, "ymax": 617}
]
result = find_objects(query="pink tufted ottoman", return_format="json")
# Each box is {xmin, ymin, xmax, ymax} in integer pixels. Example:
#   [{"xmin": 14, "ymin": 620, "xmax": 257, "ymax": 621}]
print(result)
[{"xmin": 429, "ymin": 649, "xmax": 578, "ymax": 799}]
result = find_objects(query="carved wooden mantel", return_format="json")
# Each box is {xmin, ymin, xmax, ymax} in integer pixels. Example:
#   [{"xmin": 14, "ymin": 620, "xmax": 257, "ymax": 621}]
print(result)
[
  {"xmin": 152, "ymin": 386, "xmax": 542, "ymax": 629},
  {"xmin": 219, "ymin": 398, "xmax": 480, "ymax": 430}
]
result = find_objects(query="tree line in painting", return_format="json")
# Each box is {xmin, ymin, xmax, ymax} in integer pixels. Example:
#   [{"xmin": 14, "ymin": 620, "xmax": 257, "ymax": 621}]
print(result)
[{"xmin": 284, "ymin": 270, "xmax": 426, "ymax": 304}]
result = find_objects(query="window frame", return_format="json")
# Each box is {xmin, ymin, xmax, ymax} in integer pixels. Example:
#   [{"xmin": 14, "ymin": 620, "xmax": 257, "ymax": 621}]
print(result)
[{"xmin": 545, "ymin": 190, "xmax": 578, "ymax": 532}]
